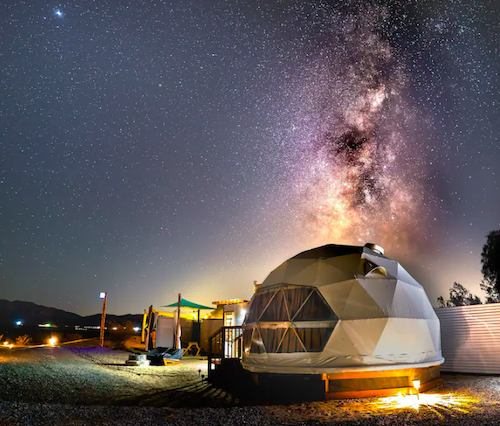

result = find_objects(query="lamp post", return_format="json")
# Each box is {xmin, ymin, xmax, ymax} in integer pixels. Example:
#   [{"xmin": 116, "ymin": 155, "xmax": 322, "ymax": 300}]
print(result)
[{"xmin": 99, "ymin": 292, "xmax": 107, "ymax": 347}]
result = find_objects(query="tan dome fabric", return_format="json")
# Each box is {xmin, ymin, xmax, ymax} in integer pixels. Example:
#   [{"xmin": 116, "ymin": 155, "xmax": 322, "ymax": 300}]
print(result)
[{"xmin": 242, "ymin": 244, "xmax": 443, "ymax": 374}]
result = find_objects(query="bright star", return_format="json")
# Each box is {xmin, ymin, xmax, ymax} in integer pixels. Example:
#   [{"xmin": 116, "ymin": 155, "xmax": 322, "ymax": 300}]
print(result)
[{"xmin": 55, "ymin": 10, "xmax": 63, "ymax": 17}]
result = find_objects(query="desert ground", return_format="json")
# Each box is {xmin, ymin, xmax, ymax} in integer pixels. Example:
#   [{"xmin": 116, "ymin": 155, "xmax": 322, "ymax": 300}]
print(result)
[{"xmin": 1, "ymin": 346, "xmax": 500, "ymax": 425}]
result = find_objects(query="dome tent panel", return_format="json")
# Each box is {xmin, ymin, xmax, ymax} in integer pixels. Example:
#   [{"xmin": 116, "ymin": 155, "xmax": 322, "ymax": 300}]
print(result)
[
  {"xmin": 316, "ymin": 254, "xmax": 362, "ymax": 285},
  {"xmin": 317, "ymin": 279, "xmax": 356, "ymax": 315},
  {"xmin": 285, "ymin": 286, "xmax": 315, "ymax": 319},
  {"xmin": 249, "ymin": 325, "xmax": 266, "ymax": 354},
  {"xmin": 292, "ymin": 289, "xmax": 337, "ymax": 321},
  {"xmin": 322, "ymin": 320, "xmax": 362, "ymax": 357},
  {"xmin": 262, "ymin": 259, "xmax": 318, "ymax": 287},
  {"xmin": 295, "ymin": 327, "xmax": 335, "ymax": 352},
  {"xmin": 392, "ymin": 280, "xmax": 438, "ymax": 319},
  {"xmin": 260, "ymin": 288, "xmax": 289, "ymax": 322},
  {"xmin": 355, "ymin": 279, "xmax": 398, "ymax": 315},
  {"xmin": 320, "ymin": 279, "xmax": 388, "ymax": 320},
  {"xmin": 277, "ymin": 326, "xmax": 307, "ymax": 353},
  {"xmin": 425, "ymin": 318, "xmax": 442, "ymax": 355},
  {"xmin": 259, "ymin": 324, "xmax": 288, "ymax": 353},
  {"xmin": 373, "ymin": 318, "xmax": 440, "ymax": 364},
  {"xmin": 340, "ymin": 318, "xmax": 389, "ymax": 358},
  {"xmin": 245, "ymin": 287, "xmax": 277, "ymax": 323},
  {"xmin": 396, "ymin": 263, "xmax": 423, "ymax": 288}
]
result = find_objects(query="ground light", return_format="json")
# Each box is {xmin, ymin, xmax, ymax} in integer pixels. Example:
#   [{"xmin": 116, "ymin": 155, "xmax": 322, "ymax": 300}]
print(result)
[
  {"xmin": 48, "ymin": 337, "xmax": 58, "ymax": 347},
  {"xmin": 412, "ymin": 379, "xmax": 420, "ymax": 399},
  {"xmin": 366, "ymin": 392, "xmax": 480, "ymax": 413}
]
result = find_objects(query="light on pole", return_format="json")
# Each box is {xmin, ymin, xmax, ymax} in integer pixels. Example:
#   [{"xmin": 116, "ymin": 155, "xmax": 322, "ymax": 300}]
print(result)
[{"xmin": 99, "ymin": 292, "xmax": 107, "ymax": 347}]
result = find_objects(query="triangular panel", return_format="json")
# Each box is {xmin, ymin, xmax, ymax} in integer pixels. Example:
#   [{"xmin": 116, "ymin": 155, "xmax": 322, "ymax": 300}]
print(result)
[
  {"xmin": 342, "ymin": 318, "xmax": 389, "ymax": 355},
  {"xmin": 260, "ymin": 289, "xmax": 289, "ymax": 321},
  {"xmin": 295, "ymin": 326, "xmax": 335, "ymax": 352},
  {"xmin": 277, "ymin": 326, "xmax": 306, "ymax": 353},
  {"xmin": 246, "ymin": 289, "xmax": 277, "ymax": 323},
  {"xmin": 250, "ymin": 326, "xmax": 266, "ymax": 354},
  {"xmin": 340, "ymin": 280, "xmax": 387, "ymax": 319},
  {"xmin": 323, "ymin": 321, "xmax": 361, "ymax": 356},
  {"xmin": 293, "ymin": 290, "xmax": 337, "ymax": 321},
  {"xmin": 319, "ymin": 280, "xmax": 356, "ymax": 319},
  {"xmin": 357, "ymin": 278, "xmax": 398, "ymax": 316},
  {"xmin": 259, "ymin": 326, "xmax": 287, "ymax": 353},
  {"xmin": 285, "ymin": 286, "xmax": 314, "ymax": 319}
]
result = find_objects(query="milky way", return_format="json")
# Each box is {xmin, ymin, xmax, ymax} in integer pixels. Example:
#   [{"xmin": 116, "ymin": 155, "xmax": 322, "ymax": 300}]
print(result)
[
  {"xmin": 276, "ymin": 5, "xmax": 430, "ymax": 252},
  {"xmin": 0, "ymin": 0, "xmax": 498, "ymax": 313}
]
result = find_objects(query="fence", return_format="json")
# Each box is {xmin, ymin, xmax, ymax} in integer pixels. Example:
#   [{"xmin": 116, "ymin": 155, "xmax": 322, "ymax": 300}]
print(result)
[{"xmin": 435, "ymin": 304, "xmax": 500, "ymax": 374}]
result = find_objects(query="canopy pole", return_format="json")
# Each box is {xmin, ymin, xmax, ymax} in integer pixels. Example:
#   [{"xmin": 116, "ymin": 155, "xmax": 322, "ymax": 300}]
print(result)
[
  {"xmin": 145, "ymin": 305, "xmax": 153, "ymax": 351},
  {"xmin": 175, "ymin": 293, "xmax": 181, "ymax": 349}
]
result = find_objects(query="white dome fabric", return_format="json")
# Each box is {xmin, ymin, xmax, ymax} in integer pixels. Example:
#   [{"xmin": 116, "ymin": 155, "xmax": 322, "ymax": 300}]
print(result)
[{"xmin": 242, "ymin": 244, "xmax": 444, "ymax": 374}]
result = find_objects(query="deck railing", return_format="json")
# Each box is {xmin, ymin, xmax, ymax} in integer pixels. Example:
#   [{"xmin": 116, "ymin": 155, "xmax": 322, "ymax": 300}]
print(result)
[{"xmin": 207, "ymin": 325, "xmax": 244, "ymax": 378}]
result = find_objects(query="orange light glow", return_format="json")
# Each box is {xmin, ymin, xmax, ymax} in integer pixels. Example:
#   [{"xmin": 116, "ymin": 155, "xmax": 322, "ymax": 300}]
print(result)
[
  {"xmin": 48, "ymin": 337, "xmax": 58, "ymax": 347},
  {"xmin": 369, "ymin": 392, "xmax": 479, "ymax": 413}
]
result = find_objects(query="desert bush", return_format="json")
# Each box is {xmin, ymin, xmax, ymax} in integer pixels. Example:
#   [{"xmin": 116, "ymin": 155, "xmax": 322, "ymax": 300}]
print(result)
[{"xmin": 15, "ymin": 335, "xmax": 32, "ymax": 346}]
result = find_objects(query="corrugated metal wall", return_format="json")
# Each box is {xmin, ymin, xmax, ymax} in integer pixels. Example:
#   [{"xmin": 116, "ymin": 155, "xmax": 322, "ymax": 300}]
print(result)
[{"xmin": 435, "ymin": 304, "xmax": 500, "ymax": 374}]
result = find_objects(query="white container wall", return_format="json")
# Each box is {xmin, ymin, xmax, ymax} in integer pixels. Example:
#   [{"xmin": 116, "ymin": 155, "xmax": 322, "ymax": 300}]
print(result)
[{"xmin": 435, "ymin": 304, "xmax": 500, "ymax": 374}]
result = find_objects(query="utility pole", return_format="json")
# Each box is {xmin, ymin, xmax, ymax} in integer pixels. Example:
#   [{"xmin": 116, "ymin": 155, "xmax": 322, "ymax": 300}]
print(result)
[{"xmin": 99, "ymin": 292, "xmax": 107, "ymax": 347}]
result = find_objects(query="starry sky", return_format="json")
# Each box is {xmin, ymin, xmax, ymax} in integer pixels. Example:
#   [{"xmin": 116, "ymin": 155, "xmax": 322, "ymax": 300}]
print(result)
[{"xmin": 1, "ymin": 0, "xmax": 499, "ymax": 315}]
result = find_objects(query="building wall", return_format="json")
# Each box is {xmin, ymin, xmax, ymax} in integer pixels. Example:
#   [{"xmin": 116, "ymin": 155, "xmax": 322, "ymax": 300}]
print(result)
[
  {"xmin": 200, "ymin": 319, "xmax": 223, "ymax": 353},
  {"xmin": 435, "ymin": 304, "xmax": 500, "ymax": 374},
  {"xmin": 223, "ymin": 302, "xmax": 248, "ymax": 326}
]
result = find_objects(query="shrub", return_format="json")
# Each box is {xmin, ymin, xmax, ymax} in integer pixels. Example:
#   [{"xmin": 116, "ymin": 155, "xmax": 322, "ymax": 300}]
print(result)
[{"xmin": 15, "ymin": 335, "xmax": 32, "ymax": 346}]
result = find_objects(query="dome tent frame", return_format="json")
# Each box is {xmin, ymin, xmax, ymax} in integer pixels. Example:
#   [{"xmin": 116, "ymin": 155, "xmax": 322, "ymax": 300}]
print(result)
[{"xmin": 242, "ymin": 243, "xmax": 444, "ymax": 398}]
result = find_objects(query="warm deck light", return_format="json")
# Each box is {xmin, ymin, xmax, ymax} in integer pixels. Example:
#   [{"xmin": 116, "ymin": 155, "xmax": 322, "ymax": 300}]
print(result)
[
  {"xmin": 371, "ymin": 392, "xmax": 478, "ymax": 412},
  {"xmin": 412, "ymin": 379, "xmax": 421, "ymax": 399},
  {"xmin": 48, "ymin": 337, "xmax": 57, "ymax": 346}
]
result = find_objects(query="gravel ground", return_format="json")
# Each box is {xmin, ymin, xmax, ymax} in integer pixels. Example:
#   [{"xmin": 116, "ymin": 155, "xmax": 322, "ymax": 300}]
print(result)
[{"xmin": 1, "ymin": 347, "xmax": 500, "ymax": 425}]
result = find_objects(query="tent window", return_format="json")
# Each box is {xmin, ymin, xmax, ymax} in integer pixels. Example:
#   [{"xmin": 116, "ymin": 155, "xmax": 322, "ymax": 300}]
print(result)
[
  {"xmin": 246, "ymin": 289, "xmax": 277, "ymax": 323},
  {"xmin": 285, "ymin": 286, "xmax": 314, "ymax": 319},
  {"xmin": 260, "ymin": 289, "xmax": 289, "ymax": 322},
  {"xmin": 295, "ymin": 327, "xmax": 334, "ymax": 352},
  {"xmin": 243, "ymin": 328, "xmax": 252, "ymax": 353},
  {"xmin": 277, "ymin": 327, "xmax": 306, "ymax": 353},
  {"xmin": 259, "ymin": 327, "xmax": 287, "ymax": 353},
  {"xmin": 363, "ymin": 259, "xmax": 378, "ymax": 275},
  {"xmin": 250, "ymin": 327, "xmax": 266, "ymax": 354},
  {"xmin": 293, "ymin": 290, "xmax": 337, "ymax": 321}
]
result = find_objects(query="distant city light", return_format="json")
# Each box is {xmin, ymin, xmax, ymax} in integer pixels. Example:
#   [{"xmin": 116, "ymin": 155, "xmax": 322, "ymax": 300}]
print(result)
[
  {"xmin": 133, "ymin": 327, "xmax": 140, "ymax": 332},
  {"xmin": 99, "ymin": 292, "xmax": 106, "ymax": 299},
  {"xmin": 15, "ymin": 320, "xmax": 23, "ymax": 326},
  {"xmin": 38, "ymin": 323, "xmax": 53, "ymax": 328},
  {"xmin": 48, "ymin": 337, "xmax": 58, "ymax": 346},
  {"xmin": 112, "ymin": 326, "xmax": 118, "ymax": 331}
]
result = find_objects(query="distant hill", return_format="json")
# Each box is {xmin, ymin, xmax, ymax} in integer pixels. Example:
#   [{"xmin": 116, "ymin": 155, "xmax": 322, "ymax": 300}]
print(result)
[{"xmin": 0, "ymin": 299, "xmax": 142, "ymax": 328}]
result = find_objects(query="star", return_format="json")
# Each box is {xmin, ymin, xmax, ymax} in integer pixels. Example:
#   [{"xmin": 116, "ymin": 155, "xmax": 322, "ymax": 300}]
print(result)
[{"xmin": 55, "ymin": 10, "xmax": 63, "ymax": 17}]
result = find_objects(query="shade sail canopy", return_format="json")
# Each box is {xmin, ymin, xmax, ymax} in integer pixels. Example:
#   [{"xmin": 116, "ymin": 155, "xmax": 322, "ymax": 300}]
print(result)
[{"xmin": 162, "ymin": 298, "xmax": 213, "ymax": 310}]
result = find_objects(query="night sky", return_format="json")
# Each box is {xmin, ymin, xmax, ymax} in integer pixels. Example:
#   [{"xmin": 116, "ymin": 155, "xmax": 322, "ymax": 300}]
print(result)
[{"xmin": 1, "ymin": 1, "xmax": 499, "ymax": 315}]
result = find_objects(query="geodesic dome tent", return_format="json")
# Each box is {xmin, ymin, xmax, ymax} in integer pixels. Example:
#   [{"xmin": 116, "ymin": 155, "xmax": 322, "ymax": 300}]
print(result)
[{"xmin": 242, "ymin": 243, "xmax": 444, "ymax": 381}]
